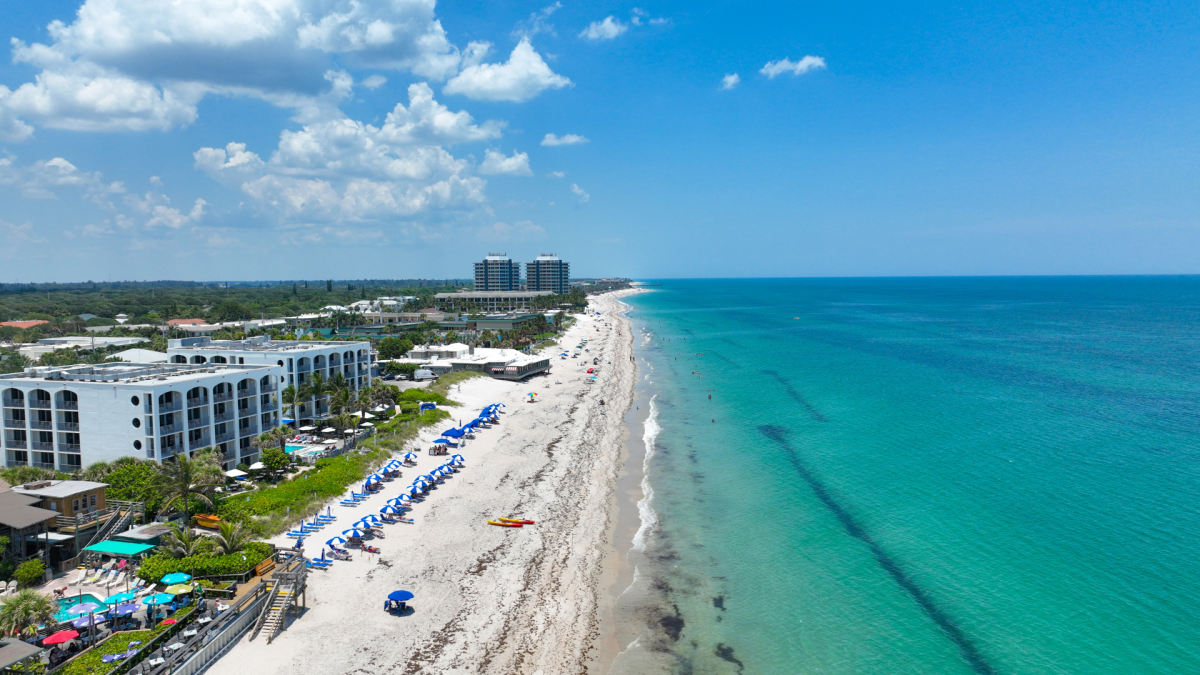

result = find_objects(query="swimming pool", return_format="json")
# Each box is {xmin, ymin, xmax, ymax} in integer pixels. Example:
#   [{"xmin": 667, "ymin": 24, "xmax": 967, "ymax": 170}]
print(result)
[
  {"xmin": 285, "ymin": 445, "xmax": 304, "ymax": 453},
  {"xmin": 56, "ymin": 593, "xmax": 107, "ymax": 622}
]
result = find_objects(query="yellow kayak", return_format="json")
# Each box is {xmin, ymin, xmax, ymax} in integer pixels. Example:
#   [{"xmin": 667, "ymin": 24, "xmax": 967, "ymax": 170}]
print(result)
[{"xmin": 488, "ymin": 520, "xmax": 522, "ymax": 528}]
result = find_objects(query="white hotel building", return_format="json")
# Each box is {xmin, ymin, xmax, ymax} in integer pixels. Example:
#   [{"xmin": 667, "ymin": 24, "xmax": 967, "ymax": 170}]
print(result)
[
  {"xmin": 166, "ymin": 336, "xmax": 373, "ymax": 422},
  {"xmin": 1, "ymin": 362, "xmax": 285, "ymax": 472}
]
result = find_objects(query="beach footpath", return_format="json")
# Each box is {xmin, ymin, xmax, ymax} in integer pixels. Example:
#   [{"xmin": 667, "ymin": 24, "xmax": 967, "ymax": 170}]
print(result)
[{"xmin": 206, "ymin": 289, "xmax": 643, "ymax": 674}]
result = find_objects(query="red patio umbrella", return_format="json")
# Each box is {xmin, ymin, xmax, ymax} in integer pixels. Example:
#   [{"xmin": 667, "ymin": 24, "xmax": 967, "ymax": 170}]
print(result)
[
  {"xmin": 160, "ymin": 618, "xmax": 177, "ymax": 626},
  {"xmin": 44, "ymin": 630, "xmax": 79, "ymax": 645}
]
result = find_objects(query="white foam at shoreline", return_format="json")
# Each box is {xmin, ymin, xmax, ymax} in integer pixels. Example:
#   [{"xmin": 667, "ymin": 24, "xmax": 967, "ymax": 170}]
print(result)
[{"xmin": 631, "ymin": 394, "xmax": 660, "ymax": 553}]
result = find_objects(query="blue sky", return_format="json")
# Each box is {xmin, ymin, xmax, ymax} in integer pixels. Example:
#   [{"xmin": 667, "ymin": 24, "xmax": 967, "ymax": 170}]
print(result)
[{"xmin": 2, "ymin": 0, "xmax": 1199, "ymax": 281}]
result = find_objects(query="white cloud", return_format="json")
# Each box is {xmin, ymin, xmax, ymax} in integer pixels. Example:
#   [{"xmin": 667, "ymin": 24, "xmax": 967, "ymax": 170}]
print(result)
[
  {"xmin": 1, "ymin": 220, "xmax": 44, "ymax": 244},
  {"xmin": 548, "ymin": 171, "xmax": 565, "ymax": 178},
  {"xmin": 361, "ymin": 75, "xmax": 387, "ymax": 90},
  {"xmin": 128, "ymin": 191, "xmax": 207, "ymax": 228},
  {"xmin": 81, "ymin": 223, "xmax": 115, "ymax": 237},
  {"xmin": 194, "ymin": 88, "xmax": 496, "ymax": 224},
  {"xmin": 483, "ymin": 219, "xmax": 545, "ymax": 241},
  {"xmin": 149, "ymin": 176, "xmax": 162, "ymax": 186},
  {"xmin": 541, "ymin": 132, "xmax": 588, "ymax": 146},
  {"xmin": 514, "ymin": 3, "xmax": 562, "ymax": 39},
  {"xmin": 479, "ymin": 149, "xmax": 532, "ymax": 176},
  {"xmin": 570, "ymin": 183, "xmax": 589, "ymax": 203},
  {"xmin": 0, "ymin": 0, "xmax": 478, "ymax": 139},
  {"xmin": 760, "ymin": 56, "xmax": 827, "ymax": 78},
  {"xmin": 580, "ymin": 16, "xmax": 628, "ymax": 40},
  {"xmin": 444, "ymin": 39, "xmax": 570, "ymax": 102},
  {"xmin": 721, "ymin": 73, "xmax": 740, "ymax": 90},
  {"xmin": 377, "ymin": 83, "xmax": 503, "ymax": 145}
]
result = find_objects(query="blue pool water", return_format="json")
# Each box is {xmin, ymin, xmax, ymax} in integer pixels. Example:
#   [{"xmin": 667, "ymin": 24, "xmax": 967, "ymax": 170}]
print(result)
[
  {"xmin": 56, "ymin": 593, "xmax": 108, "ymax": 622},
  {"xmin": 285, "ymin": 445, "xmax": 304, "ymax": 453},
  {"xmin": 613, "ymin": 277, "xmax": 1200, "ymax": 674}
]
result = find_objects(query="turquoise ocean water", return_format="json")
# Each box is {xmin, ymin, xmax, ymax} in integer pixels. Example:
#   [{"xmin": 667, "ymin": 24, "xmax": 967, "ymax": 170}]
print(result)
[{"xmin": 613, "ymin": 277, "xmax": 1200, "ymax": 675}]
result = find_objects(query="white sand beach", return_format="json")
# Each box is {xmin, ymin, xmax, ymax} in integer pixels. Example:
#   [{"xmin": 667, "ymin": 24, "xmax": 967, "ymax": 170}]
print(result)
[{"xmin": 208, "ymin": 289, "xmax": 643, "ymax": 674}]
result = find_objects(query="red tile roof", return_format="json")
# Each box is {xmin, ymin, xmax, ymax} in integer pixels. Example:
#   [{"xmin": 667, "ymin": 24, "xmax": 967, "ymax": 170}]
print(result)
[{"xmin": 0, "ymin": 320, "xmax": 48, "ymax": 329}]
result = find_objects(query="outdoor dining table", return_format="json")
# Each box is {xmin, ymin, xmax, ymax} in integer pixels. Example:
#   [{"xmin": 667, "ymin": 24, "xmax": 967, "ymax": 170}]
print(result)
[
  {"xmin": 183, "ymin": 629, "xmax": 198, "ymax": 637},
  {"xmin": 165, "ymin": 642, "xmax": 185, "ymax": 652},
  {"xmin": 196, "ymin": 617, "xmax": 213, "ymax": 624},
  {"xmin": 147, "ymin": 657, "xmax": 165, "ymax": 666}
]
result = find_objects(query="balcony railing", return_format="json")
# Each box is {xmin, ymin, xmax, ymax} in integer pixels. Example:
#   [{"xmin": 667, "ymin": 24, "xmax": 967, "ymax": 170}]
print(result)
[
  {"xmin": 3, "ymin": 419, "xmax": 24, "ymax": 429},
  {"xmin": 189, "ymin": 435, "xmax": 210, "ymax": 449},
  {"xmin": 5, "ymin": 441, "xmax": 27, "ymax": 450},
  {"xmin": 159, "ymin": 424, "xmax": 179, "ymax": 436},
  {"xmin": 57, "ymin": 422, "xmax": 79, "ymax": 432},
  {"xmin": 1, "ymin": 399, "xmax": 22, "ymax": 408},
  {"xmin": 158, "ymin": 401, "xmax": 182, "ymax": 413},
  {"xmin": 239, "ymin": 425, "xmax": 258, "ymax": 438},
  {"xmin": 238, "ymin": 405, "xmax": 258, "ymax": 417},
  {"xmin": 261, "ymin": 400, "xmax": 278, "ymax": 412},
  {"xmin": 29, "ymin": 421, "xmax": 51, "ymax": 430},
  {"xmin": 29, "ymin": 400, "xmax": 51, "ymax": 409},
  {"xmin": 31, "ymin": 441, "xmax": 53, "ymax": 451},
  {"xmin": 58, "ymin": 463, "xmax": 81, "ymax": 473},
  {"xmin": 237, "ymin": 389, "xmax": 256, "ymax": 399},
  {"xmin": 60, "ymin": 444, "xmax": 81, "ymax": 453},
  {"xmin": 32, "ymin": 462, "xmax": 55, "ymax": 470},
  {"xmin": 214, "ymin": 431, "xmax": 235, "ymax": 444},
  {"xmin": 187, "ymin": 397, "xmax": 209, "ymax": 408},
  {"xmin": 57, "ymin": 401, "xmax": 78, "ymax": 410},
  {"xmin": 187, "ymin": 417, "xmax": 208, "ymax": 430},
  {"xmin": 213, "ymin": 392, "xmax": 233, "ymax": 403},
  {"xmin": 214, "ymin": 410, "xmax": 233, "ymax": 423}
]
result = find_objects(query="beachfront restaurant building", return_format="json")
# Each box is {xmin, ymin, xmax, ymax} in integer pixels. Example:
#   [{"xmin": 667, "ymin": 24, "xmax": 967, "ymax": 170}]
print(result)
[
  {"xmin": 434, "ymin": 291, "xmax": 554, "ymax": 313},
  {"xmin": 1, "ymin": 361, "xmax": 285, "ymax": 471},
  {"xmin": 418, "ymin": 347, "xmax": 551, "ymax": 381}
]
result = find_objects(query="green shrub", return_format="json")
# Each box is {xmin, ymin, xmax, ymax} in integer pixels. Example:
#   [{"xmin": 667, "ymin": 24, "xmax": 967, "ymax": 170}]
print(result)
[
  {"xmin": 14, "ymin": 559, "xmax": 44, "ymax": 586},
  {"xmin": 135, "ymin": 542, "xmax": 273, "ymax": 582},
  {"xmin": 397, "ymin": 388, "xmax": 457, "ymax": 406}
]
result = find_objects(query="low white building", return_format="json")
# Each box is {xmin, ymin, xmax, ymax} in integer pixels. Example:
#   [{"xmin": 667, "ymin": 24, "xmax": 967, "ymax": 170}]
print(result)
[
  {"xmin": 1, "ymin": 362, "xmax": 286, "ymax": 471},
  {"xmin": 166, "ymin": 336, "xmax": 373, "ymax": 422}
]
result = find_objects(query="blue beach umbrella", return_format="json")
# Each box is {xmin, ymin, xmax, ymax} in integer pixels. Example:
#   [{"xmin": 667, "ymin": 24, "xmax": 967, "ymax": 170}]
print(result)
[
  {"xmin": 431, "ymin": 438, "xmax": 449, "ymax": 445},
  {"xmin": 104, "ymin": 591, "xmax": 136, "ymax": 605},
  {"xmin": 441, "ymin": 428, "xmax": 464, "ymax": 438},
  {"xmin": 326, "ymin": 537, "xmax": 346, "ymax": 547},
  {"xmin": 380, "ymin": 505, "xmax": 400, "ymax": 514},
  {"xmin": 68, "ymin": 602, "xmax": 103, "ymax": 616},
  {"xmin": 72, "ymin": 614, "xmax": 108, "ymax": 628},
  {"xmin": 387, "ymin": 590, "xmax": 414, "ymax": 602},
  {"xmin": 342, "ymin": 528, "xmax": 365, "ymax": 537},
  {"xmin": 403, "ymin": 452, "xmax": 418, "ymax": 460},
  {"xmin": 144, "ymin": 594, "xmax": 175, "ymax": 606},
  {"xmin": 160, "ymin": 573, "xmax": 192, "ymax": 585},
  {"xmin": 451, "ymin": 454, "xmax": 464, "ymax": 461}
]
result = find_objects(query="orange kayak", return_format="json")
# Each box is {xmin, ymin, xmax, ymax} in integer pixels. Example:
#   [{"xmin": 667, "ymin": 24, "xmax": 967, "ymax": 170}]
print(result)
[
  {"xmin": 488, "ymin": 520, "xmax": 522, "ymax": 527},
  {"xmin": 500, "ymin": 518, "xmax": 535, "ymax": 525}
]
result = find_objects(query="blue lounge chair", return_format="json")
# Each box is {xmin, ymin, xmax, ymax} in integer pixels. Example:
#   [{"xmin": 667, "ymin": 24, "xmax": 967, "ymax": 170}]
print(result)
[{"xmin": 339, "ymin": 500, "xmax": 358, "ymax": 506}]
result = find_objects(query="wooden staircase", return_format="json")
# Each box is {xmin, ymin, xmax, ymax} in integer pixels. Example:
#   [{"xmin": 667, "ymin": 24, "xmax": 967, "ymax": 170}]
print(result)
[{"xmin": 249, "ymin": 551, "xmax": 307, "ymax": 644}]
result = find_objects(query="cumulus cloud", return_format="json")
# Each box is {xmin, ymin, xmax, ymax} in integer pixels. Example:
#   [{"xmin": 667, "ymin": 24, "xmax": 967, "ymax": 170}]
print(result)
[
  {"xmin": 444, "ymin": 39, "xmax": 570, "ymax": 102},
  {"xmin": 127, "ymin": 191, "xmax": 207, "ymax": 229},
  {"xmin": 0, "ymin": 154, "xmax": 125, "ymax": 207},
  {"xmin": 0, "ymin": 0, "xmax": 478, "ymax": 139},
  {"xmin": 361, "ymin": 75, "xmax": 387, "ymax": 90},
  {"xmin": 541, "ymin": 133, "xmax": 588, "ymax": 146},
  {"xmin": 570, "ymin": 183, "xmax": 589, "ymax": 203},
  {"xmin": 479, "ymin": 149, "xmax": 532, "ymax": 176},
  {"xmin": 548, "ymin": 170, "xmax": 565, "ymax": 178},
  {"xmin": 760, "ymin": 56, "xmax": 827, "ymax": 78},
  {"xmin": 514, "ymin": 2, "xmax": 562, "ymax": 39},
  {"xmin": 721, "ymin": 73, "xmax": 740, "ymax": 90},
  {"xmin": 193, "ymin": 86, "xmax": 497, "ymax": 223},
  {"xmin": 580, "ymin": 16, "xmax": 627, "ymax": 40}
]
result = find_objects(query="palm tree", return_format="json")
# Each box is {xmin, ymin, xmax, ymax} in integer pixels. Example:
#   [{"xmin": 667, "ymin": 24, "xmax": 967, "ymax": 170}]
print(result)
[
  {"xmin": 154, "ymin": 449, "xmax": 223, "ymax": 523},
  {"xmin": 328, "ymin": 371, "xmax": 348, "ymax": 394},
  {"xmin": 212, "ymin": 521, "xmax": 252, "ymax": 556},
  {"xmin": 329, "ymin": 388, "xmax": 351, "ymax": 416},
  {"xmin": 0, "ymin": 589, "xmax": 56, "ymax": 637},
  {"xmin": 281, "ymin": 384, "xmax": 300, "ymax": 430},
  {"xmin": 305, "ymin": 371, "xmax": 329, "ymax": 419},
  {"xmin": 159, "ymin": 522, "xmax": 205, "ymax": 559}
]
